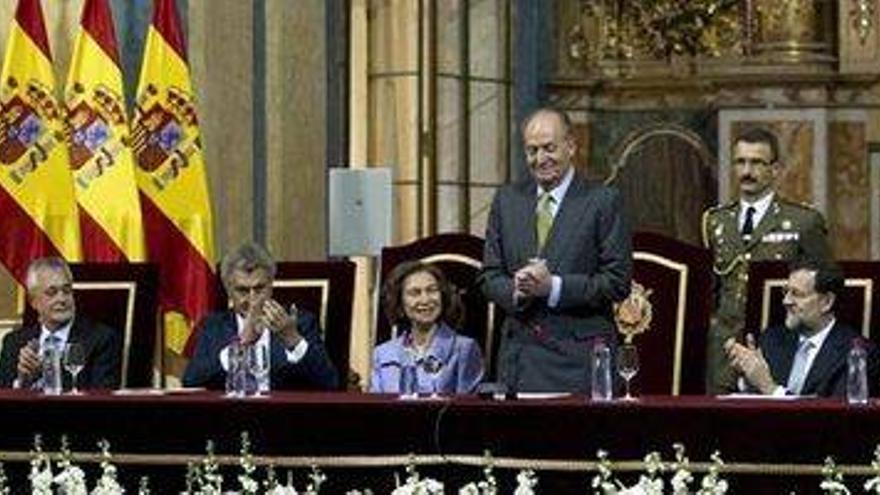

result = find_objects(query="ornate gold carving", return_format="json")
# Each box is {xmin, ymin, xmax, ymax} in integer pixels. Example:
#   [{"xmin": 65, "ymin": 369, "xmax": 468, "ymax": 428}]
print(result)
[
  {"xmin": 569, "ymin": 0, "xmax": 740, "ymax": 64},
  {"xmin": 851, "ymin": 0, "xmax": 876, "ymax": 45},
  {"xmin": 614, "ymin": 280, "xmax": 653, "ymax": 344},
  {"xmin": 753, "ymin": 0, "xmax": 834, "ymax": 61}
]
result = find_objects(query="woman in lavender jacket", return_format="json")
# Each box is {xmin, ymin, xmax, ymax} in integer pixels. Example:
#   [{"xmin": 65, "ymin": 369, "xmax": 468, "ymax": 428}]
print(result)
[{"xmin": 370, "ymin": 261, "xmax": 484, "ymax": 394}]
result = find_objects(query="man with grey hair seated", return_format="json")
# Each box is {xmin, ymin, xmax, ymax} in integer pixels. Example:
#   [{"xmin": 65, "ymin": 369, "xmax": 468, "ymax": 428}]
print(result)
[
  {"xmin": 183, "ymin": 242, "xmax": 338, "ymax": 390},
  {"xmin": 0, "ymin": 257, "xmax": 122, "ymax": 389}
]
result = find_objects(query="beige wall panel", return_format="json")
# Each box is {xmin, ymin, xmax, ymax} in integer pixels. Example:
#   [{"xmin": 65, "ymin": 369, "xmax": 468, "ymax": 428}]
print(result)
[
  {"xmin": 189, "ymin": 0, "xmax": 254, "ymax": 260},
  {"xmin": 369, "ymin": 0, "xmax": 418, "ymax": 73},
  {"xmin": 828, "ymin": 121, "xmax": 870, "ymax": 259},
  {"xmin": 394, "ymin": 183, "xmax": 419, "ymax": 244},
  {"xmin": 470, "ymin": 83, "xmax": 507, "ymax": 184},
  {"xmin": 470, "ymin": 0, "xmax": 506, "ymax": 78},
  {"xmin": 436, "ymin": 0, "xmax": 463, "ymax": 74},
  {"xmin": 265, "ymin": 1, "xmax": 326, "ymax": 261},
  {"xmin": 369, "ymin": 77, "xmax": 418, "ymax": 181},
  {"xmin": 437, "ymin": 77, "xmax": 463, "ymax": 183},
  {"xmin": 469, "ymin": 184, "xmax": 496, "ymax": 237},
  {"xmin": 437, "ymin": 183, "xmax": 463, "ymax": 233}
]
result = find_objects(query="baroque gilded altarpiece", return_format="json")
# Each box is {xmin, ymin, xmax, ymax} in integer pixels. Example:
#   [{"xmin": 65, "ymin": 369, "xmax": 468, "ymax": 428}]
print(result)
[{"xmin": 551, "ymin": 0, "xmax": 880, "ymax": 260}]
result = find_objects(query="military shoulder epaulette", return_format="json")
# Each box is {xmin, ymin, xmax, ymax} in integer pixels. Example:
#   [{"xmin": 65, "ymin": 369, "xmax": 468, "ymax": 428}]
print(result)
[{"xmin": 777, "ymin": 196, "xmax": 818, "ymax": 212}]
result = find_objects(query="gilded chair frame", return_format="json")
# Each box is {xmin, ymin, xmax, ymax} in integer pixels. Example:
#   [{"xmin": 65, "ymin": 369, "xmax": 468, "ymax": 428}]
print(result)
[
  {"xmin": 631, "ymin": 251, "xmax": 689, "ymax": 395},
  {"xmin": 71, "ymin": 281, "xmax": 137, "ymax": 388}
]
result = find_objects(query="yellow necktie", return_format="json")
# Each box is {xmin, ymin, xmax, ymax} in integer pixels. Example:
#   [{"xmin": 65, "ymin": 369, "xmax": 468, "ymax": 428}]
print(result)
[{"xmin": 536, "ymin": 192, "xmax": 554, "ymax": 249}]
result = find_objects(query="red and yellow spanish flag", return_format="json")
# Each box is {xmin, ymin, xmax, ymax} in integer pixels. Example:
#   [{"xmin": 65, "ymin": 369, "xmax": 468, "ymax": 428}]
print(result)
[
  {"xmin": 133, "ymin": 0, "xmax": 217, "ymax": 374},
  {"xmin": 64, "ymin": 0, "xmax": 145, "ymax": 262},
  {"xmin": 0, "ymin": 0, "xmax": 81, "ymax": 283}
]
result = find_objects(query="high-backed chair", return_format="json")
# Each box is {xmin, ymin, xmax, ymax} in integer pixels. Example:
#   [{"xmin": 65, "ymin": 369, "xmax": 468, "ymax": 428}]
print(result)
[
  {"xmin": 215, "ymin": 260, "xmax": 356, "ymax": 390},
  {"xmin": 377, "ymin": 233, "xmax": 501, "ymax": 379},
  {"xmin": 624, "ymin": 232, "xmax": 713, "ymax": 395},
  {"xmin": 22, "ymin": 263, "xmax": 159, "ymax": 388},
  {"xmin": 745, "ymin": 261, "xmax": 879, "ymax": 340}
]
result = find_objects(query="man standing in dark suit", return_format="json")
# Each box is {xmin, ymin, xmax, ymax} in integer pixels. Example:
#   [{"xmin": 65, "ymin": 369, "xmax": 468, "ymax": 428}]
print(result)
[
  {"xmin": 480, "ymin": 107, "xmax": 632, "ymax": 393},
  {"xmin": 182, "ymin": 242, "xmax": 338, "ymax": 391},
  {"xmin": 724, "ymin": 259, "xmax": 877, "ymax": 397},
  {"xmin": 0, "ymin": 257, "xmax": 121, "ymax": 390}
]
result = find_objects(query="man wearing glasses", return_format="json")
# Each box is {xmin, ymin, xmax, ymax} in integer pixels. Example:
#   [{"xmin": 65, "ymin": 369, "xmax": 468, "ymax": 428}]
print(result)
[
  {"xmin": 703, "ymin": 127, "xmax": 829, "ymax": 394},
  {"xmin": 182, "ymin": 242, "xmax": 338, "ymax": 391}
]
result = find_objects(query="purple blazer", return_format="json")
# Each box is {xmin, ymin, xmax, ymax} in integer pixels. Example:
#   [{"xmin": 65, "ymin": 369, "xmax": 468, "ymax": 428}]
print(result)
[{"xmin": 370, "ymin": 323, "xmax": 484, "ymax": 394}]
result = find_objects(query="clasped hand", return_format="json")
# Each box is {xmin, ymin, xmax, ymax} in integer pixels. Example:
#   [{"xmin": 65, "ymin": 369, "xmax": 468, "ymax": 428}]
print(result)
[
  {"xmin": 513, "ymin": 258, "xmax": 552, "ymax": 302},
  {"xmin": 724, "ymin": 334, "xmax": 776, "ymax": 394},
  {"xmin": 241, "ymin": 299, "xmax": 302, "ymax": 348}
]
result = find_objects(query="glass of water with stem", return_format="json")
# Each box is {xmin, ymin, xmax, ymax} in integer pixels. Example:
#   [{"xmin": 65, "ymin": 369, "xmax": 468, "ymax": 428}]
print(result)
[
  {"xmin": 63, "ymin": 343, "xmax": 85, "ymax": 395},
  {"xmin": 617, "ymin": 343, "xmax": 639, "ymax": 401}
]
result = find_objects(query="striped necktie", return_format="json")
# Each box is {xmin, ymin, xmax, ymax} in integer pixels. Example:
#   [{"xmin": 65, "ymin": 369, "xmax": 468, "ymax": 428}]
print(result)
[{"xmin": 536, "ymin": 192, "xmax": 554, "ymax": 250}]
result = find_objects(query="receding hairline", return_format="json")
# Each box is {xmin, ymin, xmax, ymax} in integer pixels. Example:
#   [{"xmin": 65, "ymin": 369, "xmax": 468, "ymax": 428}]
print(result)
[
  {"xmin": 25, "ymin": 257, "xmax": 72, "ymax": 293},
  {"xmin": 521, "ymin": 107, "xmax": 573, "ymax": 137}
]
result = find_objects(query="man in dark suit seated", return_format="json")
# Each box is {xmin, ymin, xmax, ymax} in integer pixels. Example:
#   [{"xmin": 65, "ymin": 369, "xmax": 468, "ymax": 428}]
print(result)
[
  {"xmin": 0, "ymin": 257, "xmax": 122, "ymax": 390},
  {"xmin": 724, "ymin": 259, "xmax": 878, "ymax": 397},
  {"xmin": 480, "ymin": 107, "xmax": 632, "ymax": 393},
  {"xmin": 182, "ymin": 242, "xmax": 338, "ymax": 391}
]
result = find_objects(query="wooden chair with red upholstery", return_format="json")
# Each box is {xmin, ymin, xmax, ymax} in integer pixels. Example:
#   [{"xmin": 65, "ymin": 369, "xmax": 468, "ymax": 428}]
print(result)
[{"xmin": 619, "ymin": 232, "xmax": 713, "ymax": 395}]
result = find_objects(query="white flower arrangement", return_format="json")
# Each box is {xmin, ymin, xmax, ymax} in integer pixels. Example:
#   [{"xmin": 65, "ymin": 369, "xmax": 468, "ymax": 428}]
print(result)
[
  {"xmin": 669, "ymin": 444, "xmax": 693, "ymax": 495},
  {"xmin": 0, "ymin": 461, "xmax": 8, "ymax": 495},
  {"xmin": 820, "ymin": 456, "xmax": 851, "ymax": 495},
  {"xmin": 196, "ymin": 440, "xmax": 224, "ymax": 494},
  {"xmin": 459, "ymin": 451, "xmax": 497, "ymax": 495},
  {"xmin": 696, "ymin": 451, "xmax": 727, "ymax": 495},
  {"xmin": 513, "ymin": 469, "xmax": 538, "ymax": 495},
  {"xmin": 91, "ymin": 439, "xmax": 124, "ymax": 495},
  {"xmin": 29, "ymin": 434, "xmax": 53, "ymax": 495},
  {"xmin": 55, "ymin": 435, "xmax": 89, "ymax": 495},
  {"xmin": 392, "ymin": 456, "xmax": 444, "ymax": 495},
  {"xmin": 304, "ymin": 466, "xmax": 327, "ymax": 495},
  {"xmin": 865, "ymin": 446, "xmax": 880, "ymax": 493},
  {"xmin": 137, "ymin": 476, "xmax": 151, "ymax": 494},
  {"xmin": 239, "ymin": 432, "xmax": 259, "ymax": 495}
]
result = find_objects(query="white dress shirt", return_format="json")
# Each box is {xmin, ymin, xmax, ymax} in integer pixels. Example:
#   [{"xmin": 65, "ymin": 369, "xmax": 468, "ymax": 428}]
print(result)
[
  {"xmin": 219, "ymin": 313, "xmax": 309, "ymax": 391},
  {"xmin": 536, "ymin": 166, "xmax": 575, "ymax": 308}
]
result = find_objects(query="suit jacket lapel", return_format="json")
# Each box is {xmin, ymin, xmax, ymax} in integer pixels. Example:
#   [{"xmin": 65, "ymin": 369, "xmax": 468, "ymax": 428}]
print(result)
[
  {"xmin": 802, "ymin": 323, "xmax": 847, "ymax": 394},
  {"xmin": 513, "ymin": 180, "xmax": 539, "ymax": 260},
  {"xmin": 428, "ymin": 324, "xmax": 455, "ymax": 363},
  {"xmin": 542, "ymin": 177, "xmax": 587, "ymax": 267},
  {"xmin": 770, "ymin": 328, "xmax": 799, "ymax": 385}
]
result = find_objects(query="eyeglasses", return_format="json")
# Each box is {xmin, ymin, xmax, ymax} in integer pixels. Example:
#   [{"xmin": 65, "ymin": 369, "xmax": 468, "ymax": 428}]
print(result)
[{"xmin": 231, "ymin": 283, "xmax": 270, "ymax": 297}]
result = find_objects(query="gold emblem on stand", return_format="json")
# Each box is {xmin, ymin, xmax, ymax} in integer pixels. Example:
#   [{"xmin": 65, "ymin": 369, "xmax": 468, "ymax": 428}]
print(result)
[{"xmin": 614, "ymin": 280, "xmax": 653, "ymax": 344}]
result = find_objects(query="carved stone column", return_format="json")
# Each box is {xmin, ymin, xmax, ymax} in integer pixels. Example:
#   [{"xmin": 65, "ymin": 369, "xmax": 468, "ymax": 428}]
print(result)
[{"xmin": 752, "ymin": 0, "xmax": 835, "ymax": 62}]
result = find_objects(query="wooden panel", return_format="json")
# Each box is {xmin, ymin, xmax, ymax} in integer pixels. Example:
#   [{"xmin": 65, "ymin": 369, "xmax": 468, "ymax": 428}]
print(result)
[{"xmin": 265, "ymin": 0, "xmax": 326, "ymax": 261}]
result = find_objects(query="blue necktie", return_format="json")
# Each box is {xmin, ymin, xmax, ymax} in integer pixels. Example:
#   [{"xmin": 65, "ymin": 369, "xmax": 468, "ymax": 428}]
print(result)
[{"xmin": 786, "ymin": 339, "xmax": 814, "ymax": 395}]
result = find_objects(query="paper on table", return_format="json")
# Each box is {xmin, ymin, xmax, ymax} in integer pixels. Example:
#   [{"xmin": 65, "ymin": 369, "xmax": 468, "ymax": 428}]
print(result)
[
  {"xmin": 112, "ymin": 388, "xmax": 167, "ymax": 396},
  {"xmin": 717, "ymin": 393, "xmax": 807, "ymax": 400}
]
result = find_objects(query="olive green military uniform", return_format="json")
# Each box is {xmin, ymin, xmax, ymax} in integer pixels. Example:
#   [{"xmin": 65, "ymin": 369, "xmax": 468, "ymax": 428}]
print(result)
[{"xmin": 702, "ymin": 196, "xmax": 829, "ymax": 394}]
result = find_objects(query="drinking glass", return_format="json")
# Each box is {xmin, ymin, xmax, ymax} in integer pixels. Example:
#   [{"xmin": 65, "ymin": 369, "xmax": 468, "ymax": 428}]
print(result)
[
  {"xmin": 617, "ymin": 344, "xmax": 639, "ymax": 401},
  {"xmin": 248, "ymin": 344, "xmax": 270, "ymax": 397},
  {"xmin": 423, "ymin": 356, "xmax": 444, "ymax": 399},
  {"xmin": 63, "ymin": 343, "xmax": 85, "ymax": 395}
]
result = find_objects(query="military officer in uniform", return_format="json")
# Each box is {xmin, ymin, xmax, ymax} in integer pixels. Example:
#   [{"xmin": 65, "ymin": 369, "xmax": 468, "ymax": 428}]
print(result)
[{"xmin": 703, "ymin": 127, "xmax": 829, "ymax": 394}]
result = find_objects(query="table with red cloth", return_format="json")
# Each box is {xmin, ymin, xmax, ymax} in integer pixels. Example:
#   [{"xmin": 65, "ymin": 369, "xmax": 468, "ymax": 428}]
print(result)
[{"xmin": 0, "ymin": 390, "xmax": 876, "ymax": 492}]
